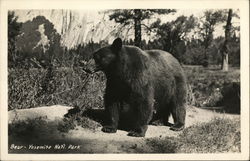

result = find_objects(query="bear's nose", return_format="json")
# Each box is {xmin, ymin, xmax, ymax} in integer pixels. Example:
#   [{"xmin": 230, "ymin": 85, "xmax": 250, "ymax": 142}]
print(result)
[{"xmin": 88, "ymin": 58, "xmax": 95, "ymax": 67}]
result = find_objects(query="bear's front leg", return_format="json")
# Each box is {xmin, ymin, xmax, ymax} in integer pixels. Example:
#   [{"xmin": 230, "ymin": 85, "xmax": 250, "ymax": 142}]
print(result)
[
  {"xmin": 102, "ymin": 103, "xmax": 120, "ymax": 133},
  {"xmin": 128, "ymin": 92, "xmax": 154, "ymax": 137}
]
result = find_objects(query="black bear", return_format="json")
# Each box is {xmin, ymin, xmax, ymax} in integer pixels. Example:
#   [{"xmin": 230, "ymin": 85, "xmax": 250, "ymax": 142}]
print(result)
[{"xmin": 90, "ymin": 38, "xmax": 187, "ymax": 137}]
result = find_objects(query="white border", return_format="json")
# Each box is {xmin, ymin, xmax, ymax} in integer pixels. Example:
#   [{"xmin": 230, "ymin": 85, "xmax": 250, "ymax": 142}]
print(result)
[{"xmin": 0, "ymin": 0, "xmax": 249, "ymax": 160}]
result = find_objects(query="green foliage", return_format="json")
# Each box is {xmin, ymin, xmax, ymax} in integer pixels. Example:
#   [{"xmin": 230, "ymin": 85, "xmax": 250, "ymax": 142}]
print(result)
[
  {"xmin": 219, "ymin": 82, "xmax": 240, "ymax": 113},
  {"xmin": 8, "ymin": 65, "xmax": 240, "ymax": 113},
  {"xmin": 198, "ymin": 10, "xmax": 228, "ymax": 67},
  {"xmin": 199, "ymin": 10, "xmax": 227, "ymax": 48},
  {"xmin": 8, "ymin": 12, "xmax": 21, "ymax": 39},
  {"xmin": 8, "ymin": 68, "xmax": 47, "ymax": 110},
  {"xmin": 146, "ymin": 118, "xmax": 240, "ymax": 153},
  {"xmin": 183, "ymin": 36, "xmax": 240, "ymax": 66},
  {"xmin": 8, "ymin": 11, "xmax": 240, "ymax": 114},
  {"xmin": 183, "ymin": 40, "xmax": 206, "ymax": 65},
  {"xmin": 184, "ymin": 65, "xmax": 240, "ymax": 110},
  {"xmin": 109, "ymin": 9, "xmax": 176, "ymax": 24},
  {"xmin": 8, "ymin": 11, "xmax": 22, "ymax": 68},
  {"xmin": 8, "ymin": 67, "xmax": 105, "ymax": 111},
  {"xmin": 9, "ymin": 10, "xmax": 240, "ymax": 68},
  {"xmin": 8, "ymin": 11, "xmax": 22, "ymax": 49},
  {"xmin": 228, "ymin": 36, "xmax": 240, "ymax": 67},
  {"xmin": 108, "ymin": 9, "xmax": 176, "ymax": 47},
  {"xmin": 150, "ymin": 15, "xmax": 196, "ymax": 62}
]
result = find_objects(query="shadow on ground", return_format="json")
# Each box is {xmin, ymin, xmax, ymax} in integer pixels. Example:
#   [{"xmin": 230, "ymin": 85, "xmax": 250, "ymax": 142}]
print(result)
[{"xmin": 8, "ymin": 107, "xmax": 153, "ymax": 153}]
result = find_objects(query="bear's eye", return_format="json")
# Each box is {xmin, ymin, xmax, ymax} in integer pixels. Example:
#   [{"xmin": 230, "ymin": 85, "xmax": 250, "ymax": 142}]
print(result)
[{"xmin": 94, "ymin": 55, "xmax": 103, "ymax": 65}]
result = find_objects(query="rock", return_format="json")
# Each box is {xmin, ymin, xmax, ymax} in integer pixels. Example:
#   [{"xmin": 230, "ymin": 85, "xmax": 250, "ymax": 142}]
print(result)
[{"xmin": 8, "ymin": 105, "xmax": 73, "ymax": 123}]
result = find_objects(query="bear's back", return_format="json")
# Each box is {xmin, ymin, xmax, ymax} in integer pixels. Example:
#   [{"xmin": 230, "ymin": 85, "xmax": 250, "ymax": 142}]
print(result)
[
  {"xmin": 146, "ymin": 50, "xmax": 179, "ymax": 64},
  {"xmin": 123, "ymin": 46, "xmax": 180, "ymax": 66},
  {"xmin": 122, "ymin": 46, "xmax": 184, "ymax": 77},
  {"xmin": 145, "ymin": 49, "xmax": 183, "ymax": 73}
]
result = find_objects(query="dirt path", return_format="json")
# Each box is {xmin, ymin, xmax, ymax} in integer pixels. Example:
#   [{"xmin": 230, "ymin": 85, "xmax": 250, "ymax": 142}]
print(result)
[{"xmin": 8, "ymin": 105, "xmax": 240, "ymax": 153}]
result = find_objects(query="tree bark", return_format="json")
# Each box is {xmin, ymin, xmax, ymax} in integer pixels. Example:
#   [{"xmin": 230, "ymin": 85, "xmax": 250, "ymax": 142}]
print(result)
[
  {"xmin": 134, "ymin": 9, "xmax": 142, "ymax": 48},
  {"xmin": 222, "ymin": 52, "xmax": 229, "ymax": 70},
  {"xmin": 221, "ymin": 9, "xmax": 232, "ymax": 71}
]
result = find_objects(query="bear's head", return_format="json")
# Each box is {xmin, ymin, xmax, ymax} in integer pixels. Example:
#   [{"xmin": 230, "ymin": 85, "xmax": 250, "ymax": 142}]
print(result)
[{"xmin": 91, "ymin": 38, "xmax": 122, "ymax": 73}]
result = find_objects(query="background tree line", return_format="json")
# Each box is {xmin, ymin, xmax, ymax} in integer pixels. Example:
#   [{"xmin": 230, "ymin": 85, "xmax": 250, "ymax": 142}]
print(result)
[{"xmin": 8, "ymin": 9, "xmax": 240, "ymax": 70}]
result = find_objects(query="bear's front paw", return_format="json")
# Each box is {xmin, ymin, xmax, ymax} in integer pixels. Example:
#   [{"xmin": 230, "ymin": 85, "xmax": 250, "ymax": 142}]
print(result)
[
  {"xmin": 101, "ymin": 126, "xmax": 117, "ymax": 133},
  {"xmin": 127, "ymin": 131, "xmax": 145, "ymax": 137},
  {"xmin": 170, "ymin": 124, "xmax": 184, "ymax": 131},
  {"xmin": 164, "ymin": 122, "xmax": 174, "ymax": 127}
]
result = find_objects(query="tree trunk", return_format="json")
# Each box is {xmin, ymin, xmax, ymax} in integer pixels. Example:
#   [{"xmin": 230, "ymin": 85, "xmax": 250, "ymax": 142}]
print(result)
[
  {"xmin": 134, "ymin": 9, "xmax": 142, "ymax": 48},
  {"xmin": 222, "ymin": 52, "xmax": 229, "ymax": 70},
  {"xmin": 203, "ymin": 49, "xmax": 208, "ymax": 67},
  {"xmin": 221, "ymin": 9, "xmax": 232, "ymax": 71}
]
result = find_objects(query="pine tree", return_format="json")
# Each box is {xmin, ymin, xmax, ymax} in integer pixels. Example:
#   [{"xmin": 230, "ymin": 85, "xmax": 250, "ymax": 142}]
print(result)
[{"xmin": 108, "ymin": 9, "xmax": 176, "ymax": 48}]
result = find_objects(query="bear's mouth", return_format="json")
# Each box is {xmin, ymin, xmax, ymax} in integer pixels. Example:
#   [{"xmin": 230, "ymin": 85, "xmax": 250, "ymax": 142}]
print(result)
[
  {"xmin": 82, "ymin": 65, "xmax": 102, "ymax": 74},
  {"xmin": 82, "ymin": 68, "xmax": 94, "ymax": 74},
  {"xmin": 82, "ymin": 67, "xmax": 100, "ymax": 74},
  {"xmin": 93, "ymin": 65, "xmax": 102, "ymax": 73}
]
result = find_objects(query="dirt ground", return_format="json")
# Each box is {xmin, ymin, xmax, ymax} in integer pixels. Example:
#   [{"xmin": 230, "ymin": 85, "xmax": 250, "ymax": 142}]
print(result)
[{"xmin": 8, "ymin": 105, "xmax": 240, "ymax": 153}]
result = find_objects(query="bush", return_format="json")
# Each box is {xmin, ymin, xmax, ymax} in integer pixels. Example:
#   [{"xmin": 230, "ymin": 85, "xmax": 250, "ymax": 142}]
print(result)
[
  {"xmin": 8, "ymin": 67, "xmax": 106, "ymax": 111},
  {"xmin": 57, "ymin": 107, "xmax": 101, "ymax": 133},
  {"xmin": 219, "ymin": 82, "xmax": 240, "ymax": 113},
  {"xmin": 184, "ymin": 65, "xmax": 240, "ymax": 110},
  {"xmin": 8, "ymin": 65, "xmax": 104, "ymax": 133}
]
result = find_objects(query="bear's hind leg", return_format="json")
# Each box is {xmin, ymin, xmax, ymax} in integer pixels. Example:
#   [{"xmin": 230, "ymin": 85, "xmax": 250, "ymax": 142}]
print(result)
[
  {"xmin": 160, "ymin": 105, "xmax": 173, "ymax": 127},
  {"xmin": 170, "ymin": 105, "xmax": 186, "ymax": 131},
  {"xmin": 169, "ymin": 76, "xmax": 187, "ymax": 131}
]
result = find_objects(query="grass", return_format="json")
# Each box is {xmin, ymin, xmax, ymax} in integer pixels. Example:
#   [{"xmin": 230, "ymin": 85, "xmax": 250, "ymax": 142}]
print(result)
[
  {"xmin": 146, "ymin": 117, "xmax": 241, "ymax": 153},
  {"xmin": 8, "ymin": 67, "xmax": 105, "ymax": 111}
]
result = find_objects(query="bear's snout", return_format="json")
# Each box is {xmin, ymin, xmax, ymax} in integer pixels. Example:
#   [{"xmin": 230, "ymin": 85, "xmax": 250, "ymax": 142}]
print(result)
[{"xmin": 82, "ymin": 59, "xmax": 100, "ymax": 74}]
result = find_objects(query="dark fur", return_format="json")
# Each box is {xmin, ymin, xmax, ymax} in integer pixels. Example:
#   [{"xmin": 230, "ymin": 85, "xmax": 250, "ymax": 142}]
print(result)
[{"xmin": 92, "ymin": 38, "xmax": 187, "ymax": 137}]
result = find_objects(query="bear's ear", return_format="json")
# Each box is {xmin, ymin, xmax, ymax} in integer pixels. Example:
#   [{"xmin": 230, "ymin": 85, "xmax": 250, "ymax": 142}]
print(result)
[{"xmin": 111, "ymin": 38, "xmax": 122, "ymax": 52}]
